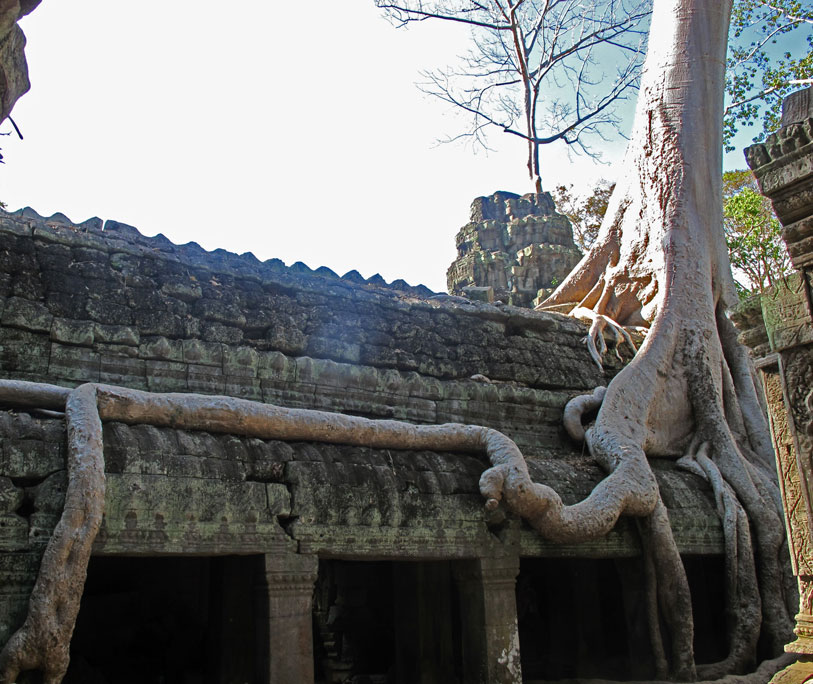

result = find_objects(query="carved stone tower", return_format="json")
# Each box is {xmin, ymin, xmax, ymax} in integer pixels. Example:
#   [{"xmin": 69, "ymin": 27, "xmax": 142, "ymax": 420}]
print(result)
[{"xmin": 446, "ymin": 191, "xmax": 582, "ymax": 308}]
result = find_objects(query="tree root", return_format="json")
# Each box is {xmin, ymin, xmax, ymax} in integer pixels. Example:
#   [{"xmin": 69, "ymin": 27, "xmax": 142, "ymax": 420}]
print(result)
[
  {"xmin": 0, "ymin": 384, "xmax": 103, "ymax": 684},
  {"xmin": 563, "ymin": 386, "xmax": 607, "ymax": 442},
  {"xmin": 0, "ymin": 373, "xmax": 793, "ymax": 683},
  {"xmin": 678, "ymin": 442, "xmax": 761, "ymax": 679},
  {"xmin": 639, "ymin": 497, "xmax": 697, "ymax": 681},
  {"xmin": 569, "ymin": 307, "xmax": 638, "ymax": 370},
  {"xmin": 559, "ymin": 316, "xmax": 794, "ymax": 680},
  {"xmin": 0, "ymin": 378, "xmax": 665, "ymax": 683}
]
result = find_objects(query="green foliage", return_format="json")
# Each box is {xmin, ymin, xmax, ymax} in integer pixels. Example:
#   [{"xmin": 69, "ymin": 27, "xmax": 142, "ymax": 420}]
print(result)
[
  {"xmin": 725, "ymin": 0, "xmax": 813, "ymax": 150},
  {"xmin": 553, "ymin": 179, "xmax": 615, "ymax": 251},
  {"xmin": 555, "ymin": 171, "xmax": 790, "ymax": 295},
  {"xmin": 723, "ymin": 169, "xmax": 791, "ymax": 293}
]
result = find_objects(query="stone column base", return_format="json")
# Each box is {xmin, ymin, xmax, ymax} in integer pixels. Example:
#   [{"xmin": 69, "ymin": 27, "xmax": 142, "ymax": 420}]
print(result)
[
  {"xmin": 787, "ymin": 610, "xmax": 813, "ymax": 656},
  {"xmin": 771, "ymin": 659, "xmax": 813, "ymax": 683}
]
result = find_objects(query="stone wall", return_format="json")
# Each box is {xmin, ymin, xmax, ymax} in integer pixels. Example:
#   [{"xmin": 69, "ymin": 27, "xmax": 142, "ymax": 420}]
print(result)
[
  {"xmin": 446, "ymin": 191, "xmax": 582, "ymax": 307},
  {"xmin": 0, "ymin": 207, "xmax": 621, "ymax": 457},
  {"xmin": 0, "ymin": 206, "xmax": 720, "ymax": 555},
  {"xmin": 0, "ymin": 206, "xmax": 724, "ymax": 683},
  {"xmin": 742, "ymin": 86, "xmax": 813, "ymax": 679}
]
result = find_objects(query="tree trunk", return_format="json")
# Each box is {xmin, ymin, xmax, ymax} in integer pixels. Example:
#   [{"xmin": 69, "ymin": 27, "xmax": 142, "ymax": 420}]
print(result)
[{"xmin": 492, "ymin": 0, "xmax": 794, "ymax": 677}]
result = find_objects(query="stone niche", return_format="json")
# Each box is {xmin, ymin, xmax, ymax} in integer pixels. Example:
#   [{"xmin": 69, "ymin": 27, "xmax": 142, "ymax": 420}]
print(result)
[
  {"xmin": 0, "ymin": 207, "xmax": 728, "ymax": 683},
  {"xmin": 741, "ymin": 86, "xmax": 813, "ymax": 683},
  {"xmin": 446, "ymin": 191, "xmax": 582, "ymax": 308}
]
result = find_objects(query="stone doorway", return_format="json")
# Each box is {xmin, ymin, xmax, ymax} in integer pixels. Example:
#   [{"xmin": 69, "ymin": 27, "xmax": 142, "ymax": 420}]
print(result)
[
  {"xmin": 517, "ymin": 556, "xmax": 652, "ymax": 681},
  {"xmin": 517, "ymin": 555, "xmax": 728, "ymax": 682},
  {"xmin": 63, "ymin": 555, "xmax": 264, "ymax": 684},
  {"xmin": 313, "ymin": 559, "xmax": 464, "ymax": 684}
]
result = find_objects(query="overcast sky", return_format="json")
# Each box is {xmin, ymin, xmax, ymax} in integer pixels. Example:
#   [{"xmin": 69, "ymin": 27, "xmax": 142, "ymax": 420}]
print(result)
[{"xmin": 0, "ymin": 1, "xmax": 758, "ymax": 293}]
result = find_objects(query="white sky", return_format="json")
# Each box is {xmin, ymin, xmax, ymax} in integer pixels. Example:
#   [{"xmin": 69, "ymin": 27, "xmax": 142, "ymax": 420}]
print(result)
[{"xmin": 0, "ymin": 1, "xmax": 758, "ymax": 293}]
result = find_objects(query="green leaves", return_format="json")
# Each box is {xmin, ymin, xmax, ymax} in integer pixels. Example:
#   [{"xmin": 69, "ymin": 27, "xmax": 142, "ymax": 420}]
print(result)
[
  {"xmin": 553, "ymin": 179, "xmax": 615, "ymax": 251},
  {"xmin": 725, "ymin": 0, "xmax": 813, "ymax": 150},
  {"xmin": 723, "ymin": 169, "xmax": 791, "ymax": 293}
]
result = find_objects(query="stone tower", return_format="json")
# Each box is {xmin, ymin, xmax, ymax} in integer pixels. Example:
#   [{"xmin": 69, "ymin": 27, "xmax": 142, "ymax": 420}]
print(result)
[{"xmin": 446, "ymin": 191, "xmax": 582, "ymax": 308}]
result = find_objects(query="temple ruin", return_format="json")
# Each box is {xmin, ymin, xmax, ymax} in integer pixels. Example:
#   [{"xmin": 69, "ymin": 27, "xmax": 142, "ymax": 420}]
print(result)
[
  {"xmin": 0, "ymin": 206, "xmax": 734, "ymax": 683},
  {"xmin": 446, "ymin": 191, "xmax": 581, "ymax": 308},
  {"xmin": 1, "ymin": 0, "xmax": 812, "ymax": 675},
  {"xmin": 3, "ymin": 146, "xmax": 813, "ymax": 680}
]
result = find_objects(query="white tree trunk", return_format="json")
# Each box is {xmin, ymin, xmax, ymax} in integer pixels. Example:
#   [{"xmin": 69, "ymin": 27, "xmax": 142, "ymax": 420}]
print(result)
[{"xmin": 501, "ymin": 0, "xmax": 796, "ymax": 677}]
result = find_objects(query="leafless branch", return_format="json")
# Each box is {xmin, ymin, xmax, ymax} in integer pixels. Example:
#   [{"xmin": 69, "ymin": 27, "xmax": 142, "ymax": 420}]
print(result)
[{"xmin": 376, "ymin": 0, "xmax": 651, "ymax": 189}]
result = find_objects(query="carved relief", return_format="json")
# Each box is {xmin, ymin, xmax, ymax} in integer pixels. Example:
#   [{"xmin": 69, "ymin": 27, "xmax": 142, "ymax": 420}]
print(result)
[
  {"xmin": 764, "ymin": 370, "xmax": 813, "ymax": 576},
  {"xmin": 783, "ymin": 348, "xmax": 813, "ymax": 516}
]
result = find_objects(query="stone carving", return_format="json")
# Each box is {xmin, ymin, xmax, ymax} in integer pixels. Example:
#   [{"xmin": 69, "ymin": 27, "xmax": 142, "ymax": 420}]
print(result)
[
  {"xmin": 446, "ymin": 191, "xmax": 582, "ymax": 308},
  {"xmin": 743, "ymin": 85, "xmax": 813, "ymax": 683},
  {"xmin": 0, "ymin": 377, "xmax": 593, "ymax": 683},
  {"xmin": 765, "ymin": 372, "xmax": 813, "ymax": 580}
]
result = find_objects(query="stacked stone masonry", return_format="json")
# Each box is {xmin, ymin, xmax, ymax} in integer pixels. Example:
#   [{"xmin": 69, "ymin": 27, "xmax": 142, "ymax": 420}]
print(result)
[
  {"xmin": 446, "ymin": 191, "xmax": 582, "ymax": 308},
  {"xmin": 743, "ymin": 86, "xmax": 813, "ymax": 682},
  {"xmin": 0, "ymin": 207, "xmax": 725, "ymax": 683}
]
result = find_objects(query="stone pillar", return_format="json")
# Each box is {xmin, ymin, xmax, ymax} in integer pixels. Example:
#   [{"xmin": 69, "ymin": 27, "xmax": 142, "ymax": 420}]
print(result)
[
  {"xmin": 745, "ymin": 86, "xmax": 813, "ymax": 682},
  {"xmin": 258, "ymin": 552, "xmax": 318, "ymax": 684},
  {"xmin": 453, "ymin": 555, "xmax": 522, "ymax": 684}
]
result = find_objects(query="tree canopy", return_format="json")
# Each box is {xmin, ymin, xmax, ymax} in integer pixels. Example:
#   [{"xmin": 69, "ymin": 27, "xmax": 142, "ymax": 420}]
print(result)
[
  {"xmin": 378, "ymin": 0, "xmax": 812, "ymax": 190},
  {"xmin": 725, "ymin": 0, "xmax": 813, "ymax": 149},
  {"xmin": 554, "ymin": 179, "xmax": 615, "ymax": 250},
  {"xmin": 556, "ymin": 171, "xmax": 791, "ymax": 296},
  {"xmin": 723, "ymin": 169, "xmax": 791, "ymax": 293}
]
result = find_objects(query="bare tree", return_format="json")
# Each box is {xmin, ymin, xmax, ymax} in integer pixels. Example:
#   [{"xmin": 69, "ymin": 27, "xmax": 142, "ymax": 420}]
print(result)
[
  {"xmin": 517, "ymin": 0, "xmax": 795, "ymax": 678},
  {"xmin": 375, "ymin": 0, "xmax": 650, "ymax": 194}
]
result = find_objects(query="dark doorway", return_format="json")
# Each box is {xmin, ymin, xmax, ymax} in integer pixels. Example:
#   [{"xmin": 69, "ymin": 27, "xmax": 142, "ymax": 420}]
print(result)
[
  {"xmin": 517, "ymin": 556, "xmax": 654, "ymax": 681},
  {"xmin": 683, "ymin": 554, "xmax": 728, "ymax": 665},
  {"xmin": 313, "ymin": 560, "xmax": 463, "ymax": 684},
  {"xmin": 64, "ymin": 555, "xmax": 263, "ymax": 684}
]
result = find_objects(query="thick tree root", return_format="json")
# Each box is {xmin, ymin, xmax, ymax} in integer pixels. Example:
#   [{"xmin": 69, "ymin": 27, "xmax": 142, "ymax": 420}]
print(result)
[
  {"xmin": 0, "ymin": 378, "xmax": 667, "ymax": 683},
  {"xmin": 0, "ymin": 384, "xmax": 103, "ymax": 684},
  {"xmin": 678, "ymin": 442, "xmax": 761, "ymax": 679},
  {"xmin": 563, "ymin": 386, "xmax": 606, "ymax": 442},
  {"xmin": 0, "ymin": 375, "xmax": 792, "ymax": 683}
]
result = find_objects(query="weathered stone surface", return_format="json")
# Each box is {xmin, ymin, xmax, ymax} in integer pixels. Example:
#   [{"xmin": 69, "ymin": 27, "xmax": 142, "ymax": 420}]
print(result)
[
  {"xmin": 0, "ymin": 414, "xmax": 722, "ymax": 562},
  {"xmin": 730, "ymin": 295, "xmax": 771, "ymax": 357},
  {"xmin": 0, "ymin": 205, "xmax": 728, "ymax": 683},
  {"xmin": 760, "ymin": 274, "xmax": 813, "ymax": 352},
  {"xmin": 1, "ymin": 296, "xmax": 52, "ymax": 333},
  {"xmin": 0, "ymin": 208, "xmax": 626, "ymax": 461},
  {"xmin": 744, "ymin": 88, "xmax": 813, "ymax": 668},
  {"xmin": 447, "ymin": 191, "xmax": 582, "ymax": 308},
  {"xmin": 783, "ymin": 88, "xmax": 813, "ymax": 128},
  {"xmin": 746, "ymin": 118, "xmax": 813, "ymax": 225},
  {"xmin": 0, "ymin": 0, "xmax": 40, "ymax": 124}
]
